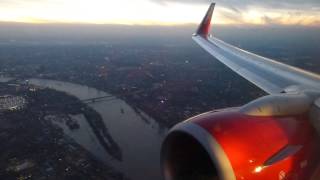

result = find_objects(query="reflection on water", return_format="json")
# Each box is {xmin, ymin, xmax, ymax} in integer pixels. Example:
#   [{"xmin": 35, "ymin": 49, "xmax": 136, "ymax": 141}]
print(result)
[{"xmin": 28, "ymin": 78, "xmax": 167, "ymax": 180}]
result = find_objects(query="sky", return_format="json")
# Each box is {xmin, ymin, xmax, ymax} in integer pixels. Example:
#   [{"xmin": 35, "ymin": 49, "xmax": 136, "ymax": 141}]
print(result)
[{"xmin": 0, "ymin": 0, "xmax": 319, "ymax": 26}]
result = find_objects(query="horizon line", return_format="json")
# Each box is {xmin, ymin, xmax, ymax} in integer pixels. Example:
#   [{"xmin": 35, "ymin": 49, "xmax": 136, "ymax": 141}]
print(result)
[{"xmin": 0, "ymin": 20, "xmax": 320, "ymax": 28}]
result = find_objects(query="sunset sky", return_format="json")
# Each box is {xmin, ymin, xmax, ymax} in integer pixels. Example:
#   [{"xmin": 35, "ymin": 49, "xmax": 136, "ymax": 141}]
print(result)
[{"xmin": 0, "ymin": 0, "xmax": 319, "ymax": 26}]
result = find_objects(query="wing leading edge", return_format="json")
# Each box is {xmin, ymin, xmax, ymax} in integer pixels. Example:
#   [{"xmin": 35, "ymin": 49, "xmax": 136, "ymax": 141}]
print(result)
[{"xmin": 193, "ymin": 3, "xmax": 320, "ymax": 94}]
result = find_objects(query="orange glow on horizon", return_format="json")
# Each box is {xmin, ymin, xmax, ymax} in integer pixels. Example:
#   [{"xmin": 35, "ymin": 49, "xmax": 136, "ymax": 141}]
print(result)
[{"xmin": 0, "ymin": 1, "xmax": 319, "ymax": 26}]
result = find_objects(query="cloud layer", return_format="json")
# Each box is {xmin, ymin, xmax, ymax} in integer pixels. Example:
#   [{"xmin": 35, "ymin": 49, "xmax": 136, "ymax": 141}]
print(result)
[
  {"xmin": 151, "ymin": 0, "xmax": 320, "ymax": 10},
  {"xmin": 150, "ymin": 0, "xmax": 320, "ymax": 26},
  {"xmin": 0, "ymin": 0, "xmax": 319, "ymax": 25}
]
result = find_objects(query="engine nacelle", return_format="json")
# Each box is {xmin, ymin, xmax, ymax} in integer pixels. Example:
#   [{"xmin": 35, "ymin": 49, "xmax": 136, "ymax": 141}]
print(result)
[{"xmin": 161, "ymin": 106, "xmax": 320, "ymax": 180}]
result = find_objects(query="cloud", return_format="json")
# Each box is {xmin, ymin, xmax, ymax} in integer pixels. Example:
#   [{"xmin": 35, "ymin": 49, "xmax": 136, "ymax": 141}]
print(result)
[
  {"xmin": 0, "ymin": 0, "xmax": 21, "ymax": 7},
  {"xmin": 0, "ymin": 0, "xmax": 49, "ymax": 6},
  {"xmin": 150, "ymin": 0, "xmax": 320, "ymax": 26},
  {"xmin": 0, "ymin": 0, "xmax": 319, "ymax": 26},
  {"xmin": 151, "ymin": 0, "xmax": 320, "ymax": 17},
  {"xmin": 150, "ymin": 0, "xmax": 320, "ymax": 10},
  {"xmin": 217, "ymin": 8, "xmax": 243, "ymax": 24}
]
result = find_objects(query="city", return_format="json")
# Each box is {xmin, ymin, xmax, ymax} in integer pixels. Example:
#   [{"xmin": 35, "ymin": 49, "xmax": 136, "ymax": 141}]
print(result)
[{"xmin": 0, "ymin": 19, "xmax": 320, "ymax": 180}]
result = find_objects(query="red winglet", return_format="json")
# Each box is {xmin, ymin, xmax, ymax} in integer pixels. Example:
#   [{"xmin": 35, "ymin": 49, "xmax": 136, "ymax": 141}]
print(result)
[{"xmin": 196, "ymin": 3, "xmax": 215, "ymax": 37}]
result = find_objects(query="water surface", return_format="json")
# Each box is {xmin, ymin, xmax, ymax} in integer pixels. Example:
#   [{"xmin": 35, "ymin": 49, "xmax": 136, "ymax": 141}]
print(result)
[{"xmin": 28, "ymin": 78, "xmax": 167, "ymax": 180}]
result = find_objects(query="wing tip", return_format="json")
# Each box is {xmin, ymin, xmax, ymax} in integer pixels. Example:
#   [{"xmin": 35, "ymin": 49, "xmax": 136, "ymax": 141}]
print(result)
[{"xmin": 195, "ymin": 3, "xmax": 215, "ymax": 37}]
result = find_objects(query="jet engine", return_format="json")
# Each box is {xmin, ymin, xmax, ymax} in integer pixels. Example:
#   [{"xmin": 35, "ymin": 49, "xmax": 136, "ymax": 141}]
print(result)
[{"xmin": 161, "ymin": 94, "xmax": 320, "ymax": 180}]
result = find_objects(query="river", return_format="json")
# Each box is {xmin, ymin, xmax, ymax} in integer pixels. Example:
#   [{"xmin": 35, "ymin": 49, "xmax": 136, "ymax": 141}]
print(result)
[{"xmin": 27, "ymin": 78, "xmax": 167, "ymax": 180}]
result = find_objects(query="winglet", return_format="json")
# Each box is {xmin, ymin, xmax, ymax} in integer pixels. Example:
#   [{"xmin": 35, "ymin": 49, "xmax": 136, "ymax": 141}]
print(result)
[{"xmin": 195, "ymin": 3, "xmax": 215, "ymax": 37}]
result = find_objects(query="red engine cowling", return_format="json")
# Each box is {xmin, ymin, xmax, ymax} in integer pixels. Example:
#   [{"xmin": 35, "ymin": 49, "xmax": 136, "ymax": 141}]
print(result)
[{"xmin": 161, "ymin": 107, "xmax": 320, "ymax": 180}]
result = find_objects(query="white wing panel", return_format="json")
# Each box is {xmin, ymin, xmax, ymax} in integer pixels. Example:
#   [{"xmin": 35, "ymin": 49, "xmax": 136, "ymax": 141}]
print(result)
[{"xmin": 193, "ymin": 35, "xmax": 320, "ymax": 94}]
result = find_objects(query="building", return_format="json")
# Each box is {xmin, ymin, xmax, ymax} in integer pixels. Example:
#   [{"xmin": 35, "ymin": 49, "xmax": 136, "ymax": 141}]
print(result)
[{"xmin": 0, "ymin": 95, "xmax": 27, "ymax": 112}]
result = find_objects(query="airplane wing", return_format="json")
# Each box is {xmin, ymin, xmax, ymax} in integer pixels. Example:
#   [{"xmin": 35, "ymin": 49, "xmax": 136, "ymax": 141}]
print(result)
[{"xmin": 193, "ymin": 3, "xmax": 320, "ymax": 94}]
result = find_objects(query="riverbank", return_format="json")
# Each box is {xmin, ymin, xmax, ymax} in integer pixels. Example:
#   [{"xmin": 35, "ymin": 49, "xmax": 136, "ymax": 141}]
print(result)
[{"xmin": 0, "ymin": 82, "xmax": 128, "ymax": 180}]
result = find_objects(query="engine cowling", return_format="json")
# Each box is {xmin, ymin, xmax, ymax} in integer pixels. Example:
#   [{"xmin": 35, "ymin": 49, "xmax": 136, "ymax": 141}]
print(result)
[{"xmin": 161, "ymin": 95, "xmax": 320, "ymax": 180}]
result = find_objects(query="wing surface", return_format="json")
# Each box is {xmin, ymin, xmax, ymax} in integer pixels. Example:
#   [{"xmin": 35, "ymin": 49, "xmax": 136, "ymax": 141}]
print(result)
[{"xmin": 193, "ymin": 3, "xmax": 320, "ymax": 94}]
